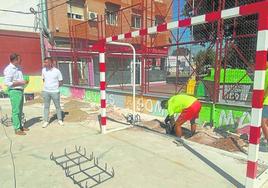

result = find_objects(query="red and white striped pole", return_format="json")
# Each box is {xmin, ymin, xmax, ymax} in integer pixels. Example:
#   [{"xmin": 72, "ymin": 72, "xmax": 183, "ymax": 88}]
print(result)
[
  {"xmin": 246, "ymin": 13, "xmax": 268, "ymax": 188},
  {"xmin": 99, "ymin": 42, "xmax": 106, "ymax": 134},
  {"xmin": 91, "ymin": 2, "xmax": 268, "ymax": 185}
]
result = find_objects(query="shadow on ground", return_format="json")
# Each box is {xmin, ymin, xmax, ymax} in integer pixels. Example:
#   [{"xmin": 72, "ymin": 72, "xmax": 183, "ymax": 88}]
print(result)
[
  {"xmin": 24, "ymin": 116, "xmax": 42, "ymax": 128},
  {"xmin": 174, "ymin": 139, "xmax": 244, "ymax": 188},
  {"xmin": 49, "ymin": 111, "xmax": 68, "ymax": 123}
]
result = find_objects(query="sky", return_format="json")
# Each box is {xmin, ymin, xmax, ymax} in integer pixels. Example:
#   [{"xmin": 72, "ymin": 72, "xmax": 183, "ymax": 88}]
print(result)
[
  {"xmin": 170, "ymin": 0, "xmax": 203, "ymax": 56},
  {"xmin": 170, "ymin": 0, "xmax": 192, "ymax": 55}
]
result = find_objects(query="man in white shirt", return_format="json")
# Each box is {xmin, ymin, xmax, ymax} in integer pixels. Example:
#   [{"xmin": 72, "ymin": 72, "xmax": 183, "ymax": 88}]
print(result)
[
  {"xmin": 3, "ymin": 53, "xmax": 29, "ymax": 135},
  {"xmin": 42, "ymin": 57, "xmax": 63, "ymax": 128}
]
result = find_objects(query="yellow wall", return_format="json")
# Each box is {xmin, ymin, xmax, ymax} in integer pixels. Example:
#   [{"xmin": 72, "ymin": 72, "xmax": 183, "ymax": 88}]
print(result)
[{"xmin": 0, "ymin": 76, "xmax": 43, "ymax": 93}]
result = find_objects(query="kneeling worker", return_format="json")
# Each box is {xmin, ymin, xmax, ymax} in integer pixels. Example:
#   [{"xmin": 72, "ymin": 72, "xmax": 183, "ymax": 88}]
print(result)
[{"xmin": 161, "ymin": 94, "xmax": 202, "ymax": 137}]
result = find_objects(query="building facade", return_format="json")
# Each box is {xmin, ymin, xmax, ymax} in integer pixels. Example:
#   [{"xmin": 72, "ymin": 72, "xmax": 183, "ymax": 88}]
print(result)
[
  {"xmin": 46, "ymin": 0, "xmax": 172, "ymax": 87},
  {"xmin": 0, "ymin": 0, "xmax": 42, "ymax": 76}
]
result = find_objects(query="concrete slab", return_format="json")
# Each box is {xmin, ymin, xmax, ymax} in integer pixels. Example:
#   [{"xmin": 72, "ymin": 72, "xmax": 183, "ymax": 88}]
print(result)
[{"xmin": 1, "ymin": 100, "xmax": 268, "ymax": 188}]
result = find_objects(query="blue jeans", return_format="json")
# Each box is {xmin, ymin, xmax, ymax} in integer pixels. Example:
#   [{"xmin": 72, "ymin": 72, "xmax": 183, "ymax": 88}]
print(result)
[
  {"xmin": 43, "ymin": 91, "xmax": 62, "ymax": 122},
  {"xmin": 263, "ymin": 105, "xmax": 268, "ymax": 119}
]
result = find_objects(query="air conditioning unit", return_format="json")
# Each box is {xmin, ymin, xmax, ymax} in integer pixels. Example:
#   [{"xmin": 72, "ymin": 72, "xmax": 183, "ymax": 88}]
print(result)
[{"xmin": 88, "ymin": 11, "xmax": 98, "ymax": 21}]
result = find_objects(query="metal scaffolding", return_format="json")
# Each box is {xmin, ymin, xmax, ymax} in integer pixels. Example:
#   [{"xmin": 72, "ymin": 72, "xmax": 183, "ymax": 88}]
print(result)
[{"xmin": 59, "ymin": 0, "xmax": 263, "ymax": 105}]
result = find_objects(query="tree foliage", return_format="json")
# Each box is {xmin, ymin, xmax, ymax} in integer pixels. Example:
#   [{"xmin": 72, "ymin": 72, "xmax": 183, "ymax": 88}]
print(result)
[
  {"xmin": 183, "ymin": 0, "xmax": 262, "ymax": 69},
  {"xmin": 194, "ymin": 48, "xmax": 216, "ymax": 76}
]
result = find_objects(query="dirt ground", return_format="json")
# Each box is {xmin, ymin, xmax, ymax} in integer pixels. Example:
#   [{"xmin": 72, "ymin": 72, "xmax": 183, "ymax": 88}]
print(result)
[
  {"xmin": 25, "ymin": 96, "xmax": 248, "ymax": 153},
  {"xmin": 63, "ymin": 100, "xmax": 98, "ymax": 122},
  {"xmin": 141, "ymin": 120, "xmax": 166, "ymax": 133},
  {"xmin": 24, "ymin": 93, "xmax": 43, "ymax": 106},
  {"xmin": 138, "ymin": 119, "xmax": 248, "ymax": 153},
  {"xmin": 189, "ymin": 134, "xmax": 246, "ymax": 152}
]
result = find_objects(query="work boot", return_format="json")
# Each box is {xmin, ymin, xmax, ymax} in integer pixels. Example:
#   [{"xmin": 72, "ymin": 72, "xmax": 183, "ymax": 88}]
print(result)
[
  {"xmin": 15, "ymin": 130, "xmax": 26, "ymax": 136},
  {"xmin": 20, "ymin": 127, "xmax": 29, "ymax": 131}
]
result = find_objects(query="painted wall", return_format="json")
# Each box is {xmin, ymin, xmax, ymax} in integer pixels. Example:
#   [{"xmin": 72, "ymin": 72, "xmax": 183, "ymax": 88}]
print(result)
[
  {"xmin": 0, "ymin": 79, "xmax": 251, "ymax": 133},
  {"xmin": 0, "ymin": 30, "xmax": 42, "ymax": 75},
  {"xmin": 214, "ymin": 105, "xmax": 251, "ymax": 132},
  {"xmin": 0, "ymin": 76, "xmax": 43, "ymax": 93},
  {"xmin": 24, "ymin": 76, "xmax": 43, "ymax": 93},
  {"xmin": 0, "ymin": 77, "xmax": 5, "ymax": 92},
  {"xmin": 59, "ymin": 86, "xmax": 251, "ymax": 133}
]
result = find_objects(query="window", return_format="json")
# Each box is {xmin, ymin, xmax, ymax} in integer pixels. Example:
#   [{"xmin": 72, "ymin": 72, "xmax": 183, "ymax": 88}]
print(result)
[
  {"xmin": 55, "ymin": 38, "xmax": 70, "ymax": 47},
  {"xmin": 105, "ymin": 2, "xmax": 120, "ymax": 26},
  {"xmin": 106, "ymin": 10, "xmax": 117, "ymax": 25},
  {"xmin": 131, "ymin": 14, "xmax": 141, "ymax": 28},
  {"xmin": 73, "ymin": 59, "xmax": 89, "ymax": 86},
  {"xmin": 67, "ymin": 12, "xmax": 83, "ymax": 20},
  {"xmin": 75, "ymin": 14, "xmax": 82, "ymax": 19},
  {"xmin": 67, "ymin": 4, "xmax": 84, "ymax": 20},
  {"xmin": 57, "ymin": 58, "xmax": 72, "ymax": 85},
  {"xmin": 67, "ymin": 13, "xmax": 73, "ymax": 18}
]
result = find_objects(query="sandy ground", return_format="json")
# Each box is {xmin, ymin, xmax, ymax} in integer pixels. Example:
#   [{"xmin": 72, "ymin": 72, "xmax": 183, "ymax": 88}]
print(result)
[
  {"xmin": 22, "ymin": 96, "xmax": 250, "ymax": 153},
  {"xmin": 1, "ymin": 96, "xmax": 268, "ymax": 187}
]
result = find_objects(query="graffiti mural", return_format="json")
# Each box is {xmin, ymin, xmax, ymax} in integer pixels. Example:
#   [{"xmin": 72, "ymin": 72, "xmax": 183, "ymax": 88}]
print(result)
[
  {"xmin": 60, "ymin": 87, "xmax": 71, "ymax": 97},
  {"xmin": 217, "ymin": 109, "xmax": 251, "ymax": 132},
  {"xmin": 107, "ymin": 93, "xmax": 125, "ymax": 108},
  {"xmin": 84, "ymin": 90, "xmax": 100, "ymax": 103},
  {"xmin": 59, "ymin": 86, "xmax": 252, "ymax": 132},
  {"xmin": 0, "ymin": 76, "xmax": 43, "ymax": 93},
  {"xmin": 71, "ymin": 87, "xmax": 85, "ymax": 99},
  {"xmin": 222, "ymin": 85, "xmax": 251, "ymax": 101},
  {"xmin": 125, "ymin": 95, "xmax": 166, "ymax": 116},
  {"xmin": 219, "ymin": 84, "xmax": 252, "ymax": 105}
]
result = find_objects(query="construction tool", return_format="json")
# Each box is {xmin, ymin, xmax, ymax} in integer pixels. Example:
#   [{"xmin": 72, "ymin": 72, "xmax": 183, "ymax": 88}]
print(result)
[
  {"xmin": 126, "ymin": 113, "xmax": 141, "ymax": 125},
  {"xmin": 50, "ymin": 146, "xmax": 115, "ymax": 188}
]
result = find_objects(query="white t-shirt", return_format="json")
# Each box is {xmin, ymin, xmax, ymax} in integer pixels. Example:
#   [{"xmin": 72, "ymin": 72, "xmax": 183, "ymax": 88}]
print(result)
[{"xmin": 42, "ymin": 67, "xmax": 63, "ymax": 92}]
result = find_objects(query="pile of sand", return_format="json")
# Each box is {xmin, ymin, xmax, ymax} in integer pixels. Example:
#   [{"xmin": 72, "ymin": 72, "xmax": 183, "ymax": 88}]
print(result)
[
  {"xmin": 64, "ymin": 100, "xmax": 92, "ymax": 109},
  {"xmin": 24, "ymin": 94, "xmax": 43, "ymax": 106},
  {"xmin": 189, "ymin": 132, "xmax": 247, "ymax": 152},
  {"xmin": 188, "ymin": 132, "xmax": 217, "ymax": 145},
  {"xmin": 208, "ymin": 137, "xmax": 243, "ymax": 152},
  {"xmin": 63, "ymin": 100, "xmax": 97, "ymax": 122},
  {"xmin": 63, "ymin": 108, "xmax": 89, "ymax": 122}
]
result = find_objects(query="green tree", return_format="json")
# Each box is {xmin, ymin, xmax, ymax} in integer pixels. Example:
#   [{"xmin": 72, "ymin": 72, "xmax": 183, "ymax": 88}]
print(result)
[{"xmin": 194, "ymin": 48, "xmax": 216, "ymax": 76}]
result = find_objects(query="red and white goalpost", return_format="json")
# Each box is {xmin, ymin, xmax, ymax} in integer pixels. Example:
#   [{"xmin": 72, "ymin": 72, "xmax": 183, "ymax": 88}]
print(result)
[{"xmin": 93, "ymin": 1, "xmax": 268, "ymax": 187}]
